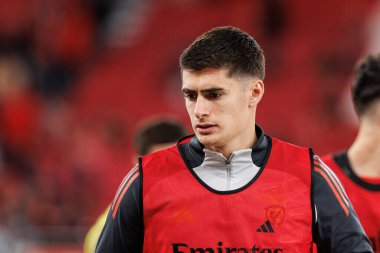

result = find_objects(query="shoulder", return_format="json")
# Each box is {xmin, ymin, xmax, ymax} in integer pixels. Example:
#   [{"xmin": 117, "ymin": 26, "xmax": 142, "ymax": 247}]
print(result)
[
  {"xmin": 270, "ymin": 136, "xmax": 310, "ymax": 152},
  {"xmin": 320, "ymin": 153, "xmax": 333, "ymax": 162},
  {"xmin": 141, "ymin": 144, "xmax": 180, "ymax": 162},
  {"xmin": 140, "ymin": 144, "xmax": 190, "ymax": 196},
  {"xmin": 319, "ymin": 153, "xmax": 337, "ymax": 168},
  {"xmin": 317, "ymin": 152, "xmax": 346, "ymax": 178},
  {"xmin": 312, "ymin": 155, "xmax": 351, "ymax": 216},
  {"xmin": 110, "ymin": 164, "xmax": 141, "ymax": 220},
  {"xmin": 312, "ymin": 155, "xmax": 342, "ymax": 187},
  {"xmin": 269, "ymin": 136, "xmax": 312, "ymax": 165}
]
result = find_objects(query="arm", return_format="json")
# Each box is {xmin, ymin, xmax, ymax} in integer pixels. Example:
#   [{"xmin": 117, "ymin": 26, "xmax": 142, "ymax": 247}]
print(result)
[
  {"xmin": 312, "ymin": 156, "xmax": 373, "ymax": 253},
  {"xmin": 96, "ymin": 165, "xmax": 143, "ymax": 253}
]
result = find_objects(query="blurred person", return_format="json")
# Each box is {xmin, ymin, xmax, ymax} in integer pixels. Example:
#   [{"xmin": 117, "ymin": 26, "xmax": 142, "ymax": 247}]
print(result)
[
  {"xmin": 321, "ymin": 54, "xmax": 380, "ymax": 252},
  {"xmin": 83, "ymin": 117, "xmax": 187, "ymax": 253},
  {"xmin": 0, "ymin": 52, "xmax": 40, "ymax": 156},
  {"xmin": 0, "ymin": 52, "xmax": 41, "ymax": 237},
  {"xmin": 96, "ymin": 26, "xmax": 372, "ymax": 253}
]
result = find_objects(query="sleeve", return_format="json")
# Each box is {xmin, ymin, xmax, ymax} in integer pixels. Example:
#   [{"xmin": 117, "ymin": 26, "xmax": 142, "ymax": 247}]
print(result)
[
  {"xmin": 312, "ymin": 156, "xmax": 373, "ymax": 253},
  {"xmin": 95, "ymin": 164, "xmax": 143, "ymax": 253}
]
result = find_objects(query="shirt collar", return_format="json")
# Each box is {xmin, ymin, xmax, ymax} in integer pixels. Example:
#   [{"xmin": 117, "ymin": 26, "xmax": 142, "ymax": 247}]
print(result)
[{"xmin": 179, "ymin": 125, "xmax": 269, "ymax": 169}]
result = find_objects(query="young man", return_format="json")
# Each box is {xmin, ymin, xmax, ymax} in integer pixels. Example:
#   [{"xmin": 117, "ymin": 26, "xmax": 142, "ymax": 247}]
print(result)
[
  {"xmin": 321, "ymin": 54, "xmax": 380, "ymax": 252},
  {"xmin": 83, "ymin": 117, "xmax": 187, "ymax": 253},
  {"xmin": 96, "ymin": 26, "xmax": 373, "ymax": 253}
]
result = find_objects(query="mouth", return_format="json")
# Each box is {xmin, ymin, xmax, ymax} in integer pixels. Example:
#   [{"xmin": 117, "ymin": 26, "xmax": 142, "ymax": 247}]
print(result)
[{"xmin": 195, "ymin": 123, "xmax": 216, "ymax": 134}]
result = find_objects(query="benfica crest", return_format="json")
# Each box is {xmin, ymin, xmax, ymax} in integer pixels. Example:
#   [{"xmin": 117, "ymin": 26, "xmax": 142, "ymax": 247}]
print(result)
[{"xmin": 265, "ymin": 205, "xmax": 286, "ymax": 225}]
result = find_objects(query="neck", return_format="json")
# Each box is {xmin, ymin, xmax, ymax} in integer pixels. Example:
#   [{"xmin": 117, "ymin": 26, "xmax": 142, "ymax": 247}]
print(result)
[
  {"xmin": 208, "ymin": 125, "xmax": 257, "ymax": 159},
  {"xmin": 348, "ymin": 118, "xmax": 380, "ymax": 178}
]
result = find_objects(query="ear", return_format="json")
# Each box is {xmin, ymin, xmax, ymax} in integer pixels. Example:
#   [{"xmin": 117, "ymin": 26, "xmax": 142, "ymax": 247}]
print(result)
[{"xmin": 248, "ymin": 79, "xmax": 264, "ymax": 107}]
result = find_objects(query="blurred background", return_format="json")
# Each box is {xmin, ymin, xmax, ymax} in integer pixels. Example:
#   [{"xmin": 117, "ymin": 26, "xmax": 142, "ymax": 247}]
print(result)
[{"xmin": 0, "ymin": 0, "xmax": 379, "ymax": 252}]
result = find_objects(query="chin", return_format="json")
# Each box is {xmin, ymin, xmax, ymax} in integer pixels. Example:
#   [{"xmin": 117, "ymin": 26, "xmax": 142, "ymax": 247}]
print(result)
[{"xmin": 196, "ymin": 134, "xmax": 218, "ymax": 148}]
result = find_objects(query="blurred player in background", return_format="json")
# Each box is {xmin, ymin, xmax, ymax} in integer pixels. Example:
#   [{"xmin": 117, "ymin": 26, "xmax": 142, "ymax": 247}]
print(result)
[
  {"xmin": 83, "ymin": 117, "xmax": 187, "ymax": 253},
  {"xmin": 96, "ymin": 26, "xmax": 372, "ymax": 253},
  {"xmin": 321, "ymin": 54, "xmax": 380, "ymax": 252}
]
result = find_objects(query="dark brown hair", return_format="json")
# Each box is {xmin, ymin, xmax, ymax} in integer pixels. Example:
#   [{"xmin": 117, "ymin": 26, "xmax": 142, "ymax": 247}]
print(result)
[
  {"xmin": 352, "ymin": 54, "xmax": 380, "ymax": 115},
  {"xmin": 179, "ymin": 26, "xmax": 265, "ymax": 80},
  {"xmin": 135, "ymin": 118, "xmax": 187, "ymax": 155}
]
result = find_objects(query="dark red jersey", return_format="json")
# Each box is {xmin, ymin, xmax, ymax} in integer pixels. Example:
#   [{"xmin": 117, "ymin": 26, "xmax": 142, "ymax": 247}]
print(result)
[{"xmin": 322, "ymin": 152, "xmax": 380, "ymax": 252}]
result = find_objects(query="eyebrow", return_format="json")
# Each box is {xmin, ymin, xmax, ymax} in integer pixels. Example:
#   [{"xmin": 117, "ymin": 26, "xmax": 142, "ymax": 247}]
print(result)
[
  {"xmin": 182, "ymin": 87, "xmax": 225, "ymax": 93},
  {"xmin": 182, "ymin": 88, "xmax": 195, "ymax": 93}
]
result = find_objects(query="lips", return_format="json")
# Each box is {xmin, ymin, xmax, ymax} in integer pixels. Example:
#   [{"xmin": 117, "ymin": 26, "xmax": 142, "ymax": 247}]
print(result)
[{"xmin": 195, "ymin": 123, "xmax": 216, "ymax": 134}]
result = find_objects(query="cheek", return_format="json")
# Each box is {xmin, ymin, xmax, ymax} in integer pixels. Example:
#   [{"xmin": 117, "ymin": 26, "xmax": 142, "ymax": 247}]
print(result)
[
  {"xmin": 226, "ymin": 97, "xmax": 246, "ymax": 113},
  {"xmin": 185, "ymin": 102, "xmax": 193, "ymax": 113},
  {"xmin": 185, "ymin": 103, "xmax": 196, "ymax": 120},
  {"xmin": 228, "ymin": 99, "xmax": 249, "ymax": 120}
]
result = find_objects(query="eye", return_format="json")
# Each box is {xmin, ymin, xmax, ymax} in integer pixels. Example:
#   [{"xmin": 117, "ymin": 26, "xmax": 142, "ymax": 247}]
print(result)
[
  {"xmin": 184, "ymin": 93, "xmax": 197, "ymax": 101},
  {"xmin": 206, "ymin": 92, "xmax": 222, "ymax": 100}
]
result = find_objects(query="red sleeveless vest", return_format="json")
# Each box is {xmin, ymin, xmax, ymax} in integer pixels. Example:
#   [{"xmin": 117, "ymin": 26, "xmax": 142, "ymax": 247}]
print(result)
[{"xmin": 142, "ymin": 137, "xmax": 313, "ymax": 253}]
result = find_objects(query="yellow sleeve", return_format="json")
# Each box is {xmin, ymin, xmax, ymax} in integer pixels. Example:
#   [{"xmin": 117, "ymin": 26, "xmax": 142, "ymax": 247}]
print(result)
[{"xmin": 83, "ymin": 206, "xmax": 110, "ymax": 253}]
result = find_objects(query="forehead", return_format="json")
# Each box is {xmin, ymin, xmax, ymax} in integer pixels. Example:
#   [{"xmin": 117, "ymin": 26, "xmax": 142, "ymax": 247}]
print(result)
[{"xmin": 181, "ymin": 68, "xmax": 237, "ymax": 90}]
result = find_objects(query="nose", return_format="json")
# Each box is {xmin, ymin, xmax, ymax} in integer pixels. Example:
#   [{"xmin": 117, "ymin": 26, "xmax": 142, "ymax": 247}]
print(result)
[{"xmin": 194, "ymin": 96, "xmax": 210, "ymax": 119}]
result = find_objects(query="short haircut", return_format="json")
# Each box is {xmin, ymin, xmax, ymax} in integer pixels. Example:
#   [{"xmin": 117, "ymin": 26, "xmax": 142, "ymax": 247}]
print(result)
[
  {"xmin": 179, "ymin": 26, "xmax": 265, "ymax": 80},
  {"xmin": 134, "ymin": 118, "xmax": 187, "ymax": 156},
  {"xmin": 352, "ymin": 54, "xmax": 380, "ymax": 115}
]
